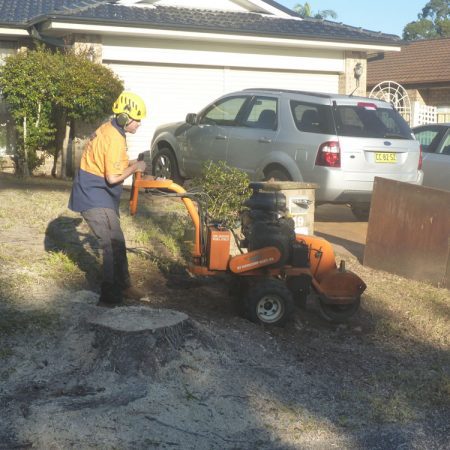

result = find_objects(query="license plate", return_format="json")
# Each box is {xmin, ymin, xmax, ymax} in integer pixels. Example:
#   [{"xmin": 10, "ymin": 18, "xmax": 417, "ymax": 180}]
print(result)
[{"xmin": 375, "ymin": 152, "xmax": 397, "ymax": 163}]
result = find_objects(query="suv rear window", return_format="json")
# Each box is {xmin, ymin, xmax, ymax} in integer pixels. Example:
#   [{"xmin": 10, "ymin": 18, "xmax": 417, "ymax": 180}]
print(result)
[
  {"xmin": 333, "ymin": 104, "xmax": 413, "ymax": 139},
  {"xmin": 290, "ymin": 101, "xmax": 335, "ymax": 134}
]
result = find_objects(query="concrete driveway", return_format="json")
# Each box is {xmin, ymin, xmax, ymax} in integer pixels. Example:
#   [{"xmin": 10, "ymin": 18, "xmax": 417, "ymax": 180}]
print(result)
[{"xmin": 314, "ymin": 204, "xmax": 368, "ymax": 262}]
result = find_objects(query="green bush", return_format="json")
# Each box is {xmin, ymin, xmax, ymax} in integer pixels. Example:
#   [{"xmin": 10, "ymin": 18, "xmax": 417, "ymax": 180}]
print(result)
[
  {"xmin": 0, "ymin": 44, "xmax": 123, "ymax": 177},
  {"xmin": 190, "ymin": 160, "xmax": 251, "ymax": 227}
]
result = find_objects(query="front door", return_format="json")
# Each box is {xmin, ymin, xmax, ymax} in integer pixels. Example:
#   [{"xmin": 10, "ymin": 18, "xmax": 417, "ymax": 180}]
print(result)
[
  {"xmin": 182, "ymin": 95, "xmax": 249, "ymax": 176},
  {"xmin": 226, "ymin": 96, "xmax": 279, "ymax": 179}
]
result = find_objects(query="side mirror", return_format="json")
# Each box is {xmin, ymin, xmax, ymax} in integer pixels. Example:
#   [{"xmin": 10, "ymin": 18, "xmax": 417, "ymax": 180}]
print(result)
[{"xmin": 185, "ymin": 113, "xmax": 198, "ymax": 125}]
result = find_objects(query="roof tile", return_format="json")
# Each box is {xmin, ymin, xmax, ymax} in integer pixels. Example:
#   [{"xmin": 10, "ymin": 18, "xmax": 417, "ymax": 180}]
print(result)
[
  {"xmin": 367, "ymin": 38, "xmax": 450, "ymax": 86},
  {"xmin": 0, "ymin": 0, "xmax": 400, "ymax": 45}
]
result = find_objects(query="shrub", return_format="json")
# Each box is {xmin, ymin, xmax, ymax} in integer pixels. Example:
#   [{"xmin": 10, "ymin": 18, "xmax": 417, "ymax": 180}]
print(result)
[
  {"xmin": 190, "ymin": 160, "xmax": 251, "ymax": 227},
  {"xmin": 0, "ymin": 44, "xmax": 123, "ymax": 177}
]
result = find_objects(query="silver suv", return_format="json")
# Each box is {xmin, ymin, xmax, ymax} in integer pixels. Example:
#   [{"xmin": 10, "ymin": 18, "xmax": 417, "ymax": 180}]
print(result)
[{"xmin": 150, "ymin": 88, "xmax": 423, "ymax": 219}]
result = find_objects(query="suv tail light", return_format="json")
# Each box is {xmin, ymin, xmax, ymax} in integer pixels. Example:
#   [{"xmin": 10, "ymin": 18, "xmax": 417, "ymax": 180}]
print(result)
[
  {"xmin": 418, "ymin": 144, "xmax": 423, "ymax": 170},
  {"xmin": 316, "ymin": 141, "xmax": 341, "ymax": 168}
]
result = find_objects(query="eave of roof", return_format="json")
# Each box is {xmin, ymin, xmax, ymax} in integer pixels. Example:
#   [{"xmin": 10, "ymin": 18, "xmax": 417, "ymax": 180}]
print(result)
[
  {"xmin": 38, "ymin": 5, "xmax": 401, "ymax": 47},
  {"xmin": 0, "ymin": 27, "xmax": 29, "ymax": 36},
  {"xmin": 39, "ymin": 19, "xmax": 401, "ymax": 53}
]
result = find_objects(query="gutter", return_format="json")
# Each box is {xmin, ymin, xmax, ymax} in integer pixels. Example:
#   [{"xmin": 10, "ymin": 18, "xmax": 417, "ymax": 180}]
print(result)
[
  {"xmin": 40, "ymin": 20, "xmax": 402, "ymax": 52},
  {"xmin": 0, "ymin": 26, "xmax": 28, "ymax": 37}
]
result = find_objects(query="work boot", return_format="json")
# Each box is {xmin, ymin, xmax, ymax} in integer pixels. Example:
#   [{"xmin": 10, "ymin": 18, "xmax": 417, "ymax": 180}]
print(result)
[
  {"xmin": 122, "ymin": 285, "xmax": 146, "ymax": 300},
  {"xmin": 98, "ymin": 282, "xmax": 123, "ymax": 307}
]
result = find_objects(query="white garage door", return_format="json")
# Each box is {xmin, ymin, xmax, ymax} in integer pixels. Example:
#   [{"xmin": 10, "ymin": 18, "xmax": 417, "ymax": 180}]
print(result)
[
  {"xmin": 107, "ymin": 63, "xmax": 338, "ymax": 157},
  {"xmin": 223, "ymin": 68, "xmax": 338, "ymax": 94}
]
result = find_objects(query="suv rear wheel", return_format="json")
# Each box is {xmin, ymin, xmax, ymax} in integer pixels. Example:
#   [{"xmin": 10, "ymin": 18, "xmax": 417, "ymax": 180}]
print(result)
[
  {"xmin": 152, "ymin": 147, "xmax": 184, "ymax": 185},
  {"xmin": 264, "ymin": 167, "xmax": 291, "ymax": 181}
]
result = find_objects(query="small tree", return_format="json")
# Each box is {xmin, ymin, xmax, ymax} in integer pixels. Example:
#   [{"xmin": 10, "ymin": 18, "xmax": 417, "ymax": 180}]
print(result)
[
  {"xmin": 50, "ymin": 49, "xmax": 124, "ymax": 178},
  {"xmin": 0, "ymin": 47, "xmax": 57, "ymax": 176},
  {"xmin": 0, "ymin": 44, "xmax": 124, "ymax": 177},
  {"xmin": 403, "ymin": 0, "xmax": 450, "ymax": 40},
  {"xmin": 190, "ymin": 161, "xmax": 252, "ymax": 227},
  {"xmin": 294, "ymin": 2, "xmax": 337, "ymax": 20}
]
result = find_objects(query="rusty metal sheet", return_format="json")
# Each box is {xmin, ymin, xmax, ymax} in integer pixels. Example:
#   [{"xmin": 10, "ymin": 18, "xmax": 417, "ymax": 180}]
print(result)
[{"xmin": 364, "ymin": 177, "xmax": 450, "ymax": 289}]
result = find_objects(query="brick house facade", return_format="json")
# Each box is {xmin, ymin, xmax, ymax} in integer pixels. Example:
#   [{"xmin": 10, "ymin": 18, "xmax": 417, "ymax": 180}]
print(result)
[{"xmin": 367, "ymin": 38, "xmax": 450, "ymax": 123}]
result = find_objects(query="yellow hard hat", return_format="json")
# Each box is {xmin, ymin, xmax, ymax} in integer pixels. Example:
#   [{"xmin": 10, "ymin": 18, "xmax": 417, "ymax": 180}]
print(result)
[{"xmin": 112, "ymin": 91, "xmax": 147, "ymax": 122}]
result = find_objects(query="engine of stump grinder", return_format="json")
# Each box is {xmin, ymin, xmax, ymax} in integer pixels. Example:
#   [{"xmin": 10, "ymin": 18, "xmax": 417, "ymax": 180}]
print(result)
[{"xmin": 240, "ymin": 183, "xmax": 307, "ymax": 268}]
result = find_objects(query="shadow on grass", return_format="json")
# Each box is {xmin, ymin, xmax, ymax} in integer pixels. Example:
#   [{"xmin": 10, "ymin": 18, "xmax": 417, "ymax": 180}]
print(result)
[
  {"xmin": 125, "ymin": 194, "xmax": 198, "ymax": 288},
  {"xmin": 44, "ymin": 215, "xmax": 101, "ymax": 290}
]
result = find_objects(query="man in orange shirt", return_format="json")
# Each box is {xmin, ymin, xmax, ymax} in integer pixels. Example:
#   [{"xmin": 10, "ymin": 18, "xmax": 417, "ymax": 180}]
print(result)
[{"xmin": 69, "ymin": 91, "xmax": 147, "ymax": 306}]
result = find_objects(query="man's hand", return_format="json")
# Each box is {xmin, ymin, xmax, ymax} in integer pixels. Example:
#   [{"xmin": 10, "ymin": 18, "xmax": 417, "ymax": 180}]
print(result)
[
  {"xmin": 106, "ymin": 160, "xmax": 147, "ymax": 185},
  {"xmin": 135, "ymin": 160, "xmax": 146, "ymax": 173}
]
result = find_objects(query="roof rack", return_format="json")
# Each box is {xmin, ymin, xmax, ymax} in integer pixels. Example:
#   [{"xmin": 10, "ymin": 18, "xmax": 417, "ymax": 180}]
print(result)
[{"xmin": 243, "ymin": 88, "xmax": 333, "ymax": 98}]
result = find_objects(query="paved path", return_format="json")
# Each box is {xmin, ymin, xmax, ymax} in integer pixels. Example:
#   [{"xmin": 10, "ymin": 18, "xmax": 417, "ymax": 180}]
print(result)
[{"xmin": 314, "ymin": 204, "xmax": 368, "ymax": 262}]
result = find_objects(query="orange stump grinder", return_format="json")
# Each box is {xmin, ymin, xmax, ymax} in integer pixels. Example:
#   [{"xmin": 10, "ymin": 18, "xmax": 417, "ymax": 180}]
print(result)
[{"xmin": 130, "ymin": 173, "xmax": 366, "ymax": 326}]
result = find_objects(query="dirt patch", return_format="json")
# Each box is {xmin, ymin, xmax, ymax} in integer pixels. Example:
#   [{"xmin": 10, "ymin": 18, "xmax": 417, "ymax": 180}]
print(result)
[{"xmin": 0, "ymin": 173, "xmax": 449, "ymax": 449}]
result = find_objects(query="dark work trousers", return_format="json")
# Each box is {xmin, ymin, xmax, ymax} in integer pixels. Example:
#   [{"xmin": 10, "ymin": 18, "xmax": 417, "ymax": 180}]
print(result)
[{"xmin": 81, "ymin": 207, "xmax": 131, "ymax": 290}]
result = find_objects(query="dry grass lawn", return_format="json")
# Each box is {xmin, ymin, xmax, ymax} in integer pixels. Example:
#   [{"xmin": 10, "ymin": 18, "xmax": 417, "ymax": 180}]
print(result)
[{"xmin": 0, "ymin": 172, "xmax": 448, "ymax": 449}]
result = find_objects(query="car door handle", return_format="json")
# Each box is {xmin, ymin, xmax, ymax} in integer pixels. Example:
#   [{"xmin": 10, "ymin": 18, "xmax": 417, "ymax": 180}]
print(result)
[
  {"xmin": 259, "ymin": 137, "xmax": 272, "ymax": 143},
  {"xmin": 215, "ymin": 135, "xmax": 228, "ymax": 140}
]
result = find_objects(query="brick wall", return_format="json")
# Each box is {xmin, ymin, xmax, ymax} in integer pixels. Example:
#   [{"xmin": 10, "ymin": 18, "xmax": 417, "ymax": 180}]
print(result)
[
  {"xmin": 407, "ymin": 89, "xmax": 425, "ymax": 104},
  {"xmin": 419, "ymin": 87, "xmax": 450, "ymax": 107},
  {"xmin": 69, "ymin": 34, "xmax": 103, "ymax": 63},
  {"xmin": 339, "ymin": 51, "xmax": 367, "ymax": 96}
]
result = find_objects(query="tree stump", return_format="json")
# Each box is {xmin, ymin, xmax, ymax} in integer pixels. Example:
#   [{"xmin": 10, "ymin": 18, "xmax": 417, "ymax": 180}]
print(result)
[{"xmin": 88, "ymin": 306, "xmax": 191, "ymax": 376}]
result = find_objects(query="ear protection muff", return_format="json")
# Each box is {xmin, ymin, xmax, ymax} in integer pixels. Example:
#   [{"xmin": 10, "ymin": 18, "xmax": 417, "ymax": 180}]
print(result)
[{"xmin": 116, "ymin": 112, "xmax": 129, "ymax": 127}]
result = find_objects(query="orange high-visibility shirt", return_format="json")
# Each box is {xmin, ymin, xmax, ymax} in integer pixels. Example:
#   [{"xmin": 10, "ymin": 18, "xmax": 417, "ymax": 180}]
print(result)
[
  {"xmin": 69, "ymin": 120, "xmax": 129, "ymax": 213},
  {"xmin": 80, "ymin": 121, "xmax": 129, "ymax": 177}
]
